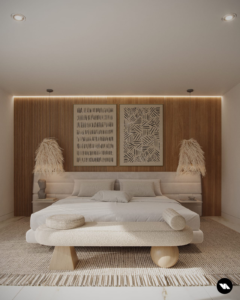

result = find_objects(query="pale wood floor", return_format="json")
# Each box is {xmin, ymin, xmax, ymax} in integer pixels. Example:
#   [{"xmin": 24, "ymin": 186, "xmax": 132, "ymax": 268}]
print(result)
[
  {"xmin": 0, "ymin": 216, "xmax": 25, "ymax": 230},
  {"xmin": 0, "ymin": 216, "xmax": 239, "ymax": 300},
  {"xmin": 0, "ymin": 285, "xmax": 239, "ymax": 300},
  {"xmin": 209, "ymin": 216, "xmax": 240, "ymax": 233}
]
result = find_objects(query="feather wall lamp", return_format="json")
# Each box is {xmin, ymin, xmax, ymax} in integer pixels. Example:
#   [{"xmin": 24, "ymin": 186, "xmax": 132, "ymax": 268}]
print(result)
[
  {"xmin": 33, "ymin": 89, "xmax": 65, "ymax": 180},
  {"xmin": 177, "ymin": 138, "xmax": 206, "ymax": 176},
  {"xmin": 33, "ymin": 138, "xmax": 64, "ymax": 177},
  {"xmin": 176, "ymin": 89, "xmax": 206, "ymax": 177}
]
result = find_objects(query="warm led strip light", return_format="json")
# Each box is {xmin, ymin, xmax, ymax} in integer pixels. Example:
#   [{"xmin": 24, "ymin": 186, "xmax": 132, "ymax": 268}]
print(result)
[{"xmin": 14, "ymin": 95, "xmax": 222, "ymax": 98}]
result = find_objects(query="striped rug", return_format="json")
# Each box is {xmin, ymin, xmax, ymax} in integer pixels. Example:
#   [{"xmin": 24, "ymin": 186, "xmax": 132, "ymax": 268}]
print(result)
[{"xmin": 0, "ymin": 217, "xmax": 240, "ymax": 287}]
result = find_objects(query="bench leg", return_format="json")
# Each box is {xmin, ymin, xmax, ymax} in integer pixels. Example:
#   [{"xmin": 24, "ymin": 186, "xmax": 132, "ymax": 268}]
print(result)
[
  {"xmin": 150, "ymin": 246, "xmax": 179, "ymax": 268},
  {"xmin": 49, "ymin": 246, "xmax": 78, "ymax": 270}
]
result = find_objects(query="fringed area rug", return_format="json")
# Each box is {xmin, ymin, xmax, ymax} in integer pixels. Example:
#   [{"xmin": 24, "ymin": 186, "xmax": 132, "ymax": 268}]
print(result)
[{"xmin": 0, "ymin": 217, "xmax": 240, "ymax": 287}]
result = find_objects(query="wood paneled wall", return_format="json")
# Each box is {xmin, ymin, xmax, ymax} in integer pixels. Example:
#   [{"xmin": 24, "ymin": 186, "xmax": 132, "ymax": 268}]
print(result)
[{"xmin": 14, "ymin": 97, "xmax": 221, "ymax": 216}]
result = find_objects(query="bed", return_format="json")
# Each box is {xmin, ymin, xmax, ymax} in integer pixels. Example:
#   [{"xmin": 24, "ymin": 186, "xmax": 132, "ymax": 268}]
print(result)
[{"xmin": 26, "ymin": 172, "xmax": 203, "ymax": 244}]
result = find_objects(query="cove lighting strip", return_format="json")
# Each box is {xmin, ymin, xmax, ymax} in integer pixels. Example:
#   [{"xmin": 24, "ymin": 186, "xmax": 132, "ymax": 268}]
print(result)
[{"xmin": 13, "ymin": 95, "xmax": 222, "ymax": 99}]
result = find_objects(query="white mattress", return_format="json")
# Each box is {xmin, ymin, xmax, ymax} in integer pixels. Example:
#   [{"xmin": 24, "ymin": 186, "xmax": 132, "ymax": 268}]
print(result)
[{"xmin": 30, "ymin": 196, "xmax": 200, "ymax": 231}]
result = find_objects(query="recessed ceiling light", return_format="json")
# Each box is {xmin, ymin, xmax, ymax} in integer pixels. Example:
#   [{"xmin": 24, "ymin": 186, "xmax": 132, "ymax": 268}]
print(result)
[
  {"xmin": 222, "ymin": 13, "xmax": 237, "ymax": 21},
  {"xmin": 11, "ymin": 14, "xmax": 26, "ymax": 21}
]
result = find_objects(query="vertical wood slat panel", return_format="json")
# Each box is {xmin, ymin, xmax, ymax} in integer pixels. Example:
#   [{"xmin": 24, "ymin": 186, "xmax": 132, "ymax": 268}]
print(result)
[
  {"xmin": 165, "ymin": 97, "xmax": 190, "ymax": 171},
  {"xmin": 190, "ymin": 97, "xmax": 222, "ymax": 216},
  {"xmin": 14, "ymin": 97, "xmax": 221, "ymax": 216}
]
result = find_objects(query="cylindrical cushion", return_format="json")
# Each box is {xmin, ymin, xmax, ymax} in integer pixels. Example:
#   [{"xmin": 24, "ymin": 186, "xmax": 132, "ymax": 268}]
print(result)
[
  {"xmin": 46, "ymin": 214, "xmax": 85, "ymax": 230},
  {"xmin": 162, "ymin": 208, "xmax": 186, "ymax": 230}
]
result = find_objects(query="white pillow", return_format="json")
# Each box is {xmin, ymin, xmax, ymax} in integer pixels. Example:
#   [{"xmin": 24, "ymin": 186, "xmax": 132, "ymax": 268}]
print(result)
[
  {"xmin": 119, "ymin": 179, "xmax": 162, "ymax": 196},
  {"xmin": 72, "ymin": 179, "xmax": 115, "ymax": 196},
  {"xmin": 78, "ymin": 180, "xmax": 115, "ymax": 197},
  {"xmin": 91, "ymin": 191, "xmax": 132, "ymax": 203},
  {"xmin": 120, "ymin": 181, "xmax": 156, "ymax": 197},
  {"xmin": 72, "ymin": 180, "xmax": 81, "ymax": 196}
]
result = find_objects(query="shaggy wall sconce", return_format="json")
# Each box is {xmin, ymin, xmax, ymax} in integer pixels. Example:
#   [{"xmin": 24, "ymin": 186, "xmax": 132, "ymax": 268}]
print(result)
[
  {"xmin": 177, "ymin": 138, "xmax": 206, "ymax": 176},
  {"xmin": 177, "ymin": 89, "xmax": 206, "ymax": 177},
  {"xmin": 33, "ymin": 137, "xmax": 64, "ymax": 177},
  {"xmin": 33, "ymin": 89, "xmax": 65, "ymax": 201}
]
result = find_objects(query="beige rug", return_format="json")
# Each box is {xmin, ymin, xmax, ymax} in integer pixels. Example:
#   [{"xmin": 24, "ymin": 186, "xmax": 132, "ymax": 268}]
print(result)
[{"xmin": 0, "ymin": 217, "xmax": 240, "ymax": 287}]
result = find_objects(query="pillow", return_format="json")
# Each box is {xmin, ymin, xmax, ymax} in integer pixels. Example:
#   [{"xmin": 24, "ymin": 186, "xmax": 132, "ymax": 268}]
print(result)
[
  {"xmin": 72, "ymin": 180, "xmax": 81, "ymax": 196},
  {"xmin": 72, "ymin": 179, "xmax": 115, "ymax": 196},
  {"xmin": 78, "ymin": 180, "xmax": 115, "ymax": 197},
  {"xmin": 162, "ymin": 208, "xmax": 186, "ymax": 230},
  {"xmin": 46, "ymin": 214, "xmax": 85, "ymax": 230},
  {"xmin": 119, "ymin": 179, "xmax": 162, "ymax": 196},
  {"xmin": 91, "ymin": 191, "xmax": 132, "ymax": 203},
  {"xmin": 120, "ymin": 181, "xmax": 156, "ymax": 197}
]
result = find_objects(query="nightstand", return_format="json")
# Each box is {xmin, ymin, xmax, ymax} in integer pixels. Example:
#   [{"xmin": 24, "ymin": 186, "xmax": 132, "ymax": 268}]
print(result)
[
  {"xmin": 32, "ymin": 198, "xmax": 57, "ymax": 213},
  {"xmin": 174, "ymin": 199, "xmax": 202, "ymax": 216}
]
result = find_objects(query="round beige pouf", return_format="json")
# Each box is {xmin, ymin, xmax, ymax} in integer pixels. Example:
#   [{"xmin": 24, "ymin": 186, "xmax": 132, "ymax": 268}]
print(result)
[
  {"xmin": 150, "ymin": 246, "xmax": 179, "ymax": 268},
  {"xmin": 46, "ymin": 214, "xmax": 85, "ymax": 230}
]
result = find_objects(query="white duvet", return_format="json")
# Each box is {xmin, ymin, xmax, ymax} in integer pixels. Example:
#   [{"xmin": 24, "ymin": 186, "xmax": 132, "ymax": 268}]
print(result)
[{"xmin": 30, "ymin": 196, "xmax": 200, "ymax": 231}]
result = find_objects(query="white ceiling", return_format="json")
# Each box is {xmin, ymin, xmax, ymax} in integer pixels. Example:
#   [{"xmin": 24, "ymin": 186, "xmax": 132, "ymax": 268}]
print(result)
[{"xmin": 0, "ymin": 0, "xmax": 240, "ymax": 96}]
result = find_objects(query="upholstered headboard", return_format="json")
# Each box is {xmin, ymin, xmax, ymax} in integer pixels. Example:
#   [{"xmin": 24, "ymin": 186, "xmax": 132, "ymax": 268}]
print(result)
[{"xmin": 33, "ymin": 172, "xmax": 202, "ymax": 202}]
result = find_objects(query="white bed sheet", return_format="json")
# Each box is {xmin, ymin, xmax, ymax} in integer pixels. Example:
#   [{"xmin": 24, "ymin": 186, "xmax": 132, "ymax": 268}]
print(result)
[{"xmin": 30, "ymin": 196, "xmax": 200, "ymax": 231}]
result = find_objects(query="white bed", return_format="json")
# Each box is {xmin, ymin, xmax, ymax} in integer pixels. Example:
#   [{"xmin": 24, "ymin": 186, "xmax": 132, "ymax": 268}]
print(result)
[{"xmin": 27, "ymin": 172, "xmax": 203, "ymax": 244}]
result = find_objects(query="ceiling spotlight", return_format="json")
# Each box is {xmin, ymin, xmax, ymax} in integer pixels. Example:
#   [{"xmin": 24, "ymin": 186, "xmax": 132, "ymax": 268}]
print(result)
[
  {"xmin": 222, "ymin": 13, "xmax": 237, "ymax": 21},
  {"xmin": 11, "ymin": 14, "xmax": 26, "ymax": 21}
]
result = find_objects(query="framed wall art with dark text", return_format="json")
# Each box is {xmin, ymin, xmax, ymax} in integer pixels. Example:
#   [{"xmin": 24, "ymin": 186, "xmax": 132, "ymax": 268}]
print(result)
[{"xmin": 73, "ymin": 104, "xmax": 117, "ymax": 166}]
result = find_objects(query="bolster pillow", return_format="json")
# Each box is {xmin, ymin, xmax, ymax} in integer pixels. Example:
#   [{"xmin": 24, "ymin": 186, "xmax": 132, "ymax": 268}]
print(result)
[{"xmin": 162, "ymin": 208, "xmax": 186, "ymax": 230}]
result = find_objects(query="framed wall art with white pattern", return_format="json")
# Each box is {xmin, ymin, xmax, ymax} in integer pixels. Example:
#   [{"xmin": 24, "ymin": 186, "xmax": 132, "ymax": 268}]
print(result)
[
  {"xmin": 73, "ymin": 104, "xmax": 117, "ymax": 166},
  {"xmin": 120, "ymin": 104, "xmax": 163, "ymax": 166}
]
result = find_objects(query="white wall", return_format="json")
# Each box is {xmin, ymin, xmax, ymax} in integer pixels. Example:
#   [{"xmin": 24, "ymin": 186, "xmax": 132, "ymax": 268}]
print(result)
[
  {"xmin": 222, "ymin": 82, "xmax": 240, "ymax": 224},
  {"xmin": 0, "ymin": 88, "xmax": 14, "ymax": 221}
]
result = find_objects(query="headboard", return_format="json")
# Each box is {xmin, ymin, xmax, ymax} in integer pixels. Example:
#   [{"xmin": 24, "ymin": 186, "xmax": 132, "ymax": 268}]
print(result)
[{"xmin": 33, "ymin": 172, "xmax": 202, "ymax": 202}]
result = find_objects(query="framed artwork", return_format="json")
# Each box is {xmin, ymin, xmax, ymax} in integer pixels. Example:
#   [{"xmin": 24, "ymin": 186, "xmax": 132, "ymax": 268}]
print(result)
[
  {"xmin": 120, "ymin": 104, "xmax": 163, "ymax": 166},
  {"xmin": 73, "ymin": 104, "xmax": 117, "ymax": 166}
]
